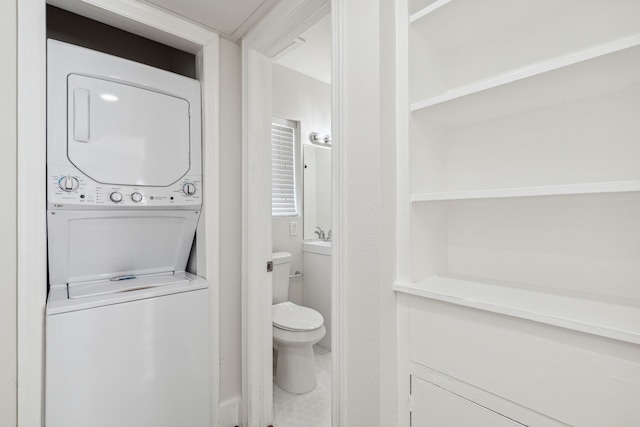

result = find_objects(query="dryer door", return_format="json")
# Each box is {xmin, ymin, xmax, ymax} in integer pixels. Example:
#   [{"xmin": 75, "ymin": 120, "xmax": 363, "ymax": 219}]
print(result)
[{"xmin": 67, "ymin": 74, "xmax": 192, "ymax": 186}]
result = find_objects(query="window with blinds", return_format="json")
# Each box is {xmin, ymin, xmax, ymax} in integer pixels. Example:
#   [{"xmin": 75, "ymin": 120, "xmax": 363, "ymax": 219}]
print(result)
[{"xmin": 272, "ymin": 119, "xmax": 298, "ymax": 216}]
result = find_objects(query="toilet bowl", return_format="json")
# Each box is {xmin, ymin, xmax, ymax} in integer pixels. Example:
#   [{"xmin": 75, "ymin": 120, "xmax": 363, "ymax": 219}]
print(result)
[{"xmin": 272, "ymin": 252, "xmax": 326, "ymax": 394}]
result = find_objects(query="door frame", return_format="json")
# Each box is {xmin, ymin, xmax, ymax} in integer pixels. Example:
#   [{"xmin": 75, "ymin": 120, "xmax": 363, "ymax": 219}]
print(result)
[
  {"xmin": 241, "ymin": 0, "xmax": 346, "ymax": 425},
  {"xmin": 17, "ymin": 1, "xmax": 220, "ymax": 425}
]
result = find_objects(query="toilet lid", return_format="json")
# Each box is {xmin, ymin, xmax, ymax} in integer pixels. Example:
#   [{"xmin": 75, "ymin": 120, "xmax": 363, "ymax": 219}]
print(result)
[{"xmin": 272, "ymin": 302, "xmax": 324, "ymax": 332}]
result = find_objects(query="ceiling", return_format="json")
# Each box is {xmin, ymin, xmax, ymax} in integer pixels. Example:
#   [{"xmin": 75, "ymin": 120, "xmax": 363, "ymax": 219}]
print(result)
[
  {"xmin": 273, "ymin": 13, "xmax": 332, "ymax": 84},
  {"xmin": 141, "ymin": 0, "xmax": 331, "ymax": 83},
  {"xmin": 142, "ymin": 0, "xmax": 279, "ymax": 42}
]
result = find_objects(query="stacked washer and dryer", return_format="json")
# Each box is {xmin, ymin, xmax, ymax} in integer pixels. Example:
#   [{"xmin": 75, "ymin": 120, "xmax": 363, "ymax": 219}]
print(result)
[{"xmin": 45, "ymin": 40, "xmax": 209, "ymax": 427}]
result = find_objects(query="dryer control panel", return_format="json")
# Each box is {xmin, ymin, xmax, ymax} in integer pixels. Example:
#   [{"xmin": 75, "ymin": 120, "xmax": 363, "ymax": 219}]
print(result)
[{"xmin": 48, "ymin": 165, "xmax": 201, "ymax": 209}]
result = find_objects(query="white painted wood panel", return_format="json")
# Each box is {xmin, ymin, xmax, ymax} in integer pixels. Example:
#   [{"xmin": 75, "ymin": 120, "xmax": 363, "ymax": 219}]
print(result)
[
  {"xmin": 411, "ymin": 376, "xmax": 524, "ymax": 427},
  {"xmin": 406, "ymin": 297, "xmax": 640, "ymax": 427},
  {"xmin": 397, "ymin": 296, "xmax": 567, "ymax": 427}
]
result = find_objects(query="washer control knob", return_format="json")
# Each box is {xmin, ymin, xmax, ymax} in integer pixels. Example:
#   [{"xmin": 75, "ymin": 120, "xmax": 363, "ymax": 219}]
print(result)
[
  {"xmin": 182, "ymin": 182, "xmax": 197, "ymax": 196},
  {"xmin": 110, "ymin": 192, "xmax": 123, "ymax": 203},
  {"xmin": 58, "ymin": 176, "xmax": 79, "ymax": 192},
  {"xmin": 131, "ymin": 192, "xmax": 143, "ymax": 203}
]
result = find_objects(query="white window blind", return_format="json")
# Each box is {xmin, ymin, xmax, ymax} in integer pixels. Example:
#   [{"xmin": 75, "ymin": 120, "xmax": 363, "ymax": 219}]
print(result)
[{"xmin": 272, "ymin": 120, "xmax": 298, "ymax": 216}]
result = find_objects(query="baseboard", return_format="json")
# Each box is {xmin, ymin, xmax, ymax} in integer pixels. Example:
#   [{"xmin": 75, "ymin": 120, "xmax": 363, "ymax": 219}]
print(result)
[{"xmin": 219, "ymin": 397, "xmax": 241, "ymax": 427}]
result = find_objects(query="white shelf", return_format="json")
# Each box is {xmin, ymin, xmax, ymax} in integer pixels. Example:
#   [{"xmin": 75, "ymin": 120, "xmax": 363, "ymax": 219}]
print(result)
[
  {"xmin": 411, "ymin": 180, "xmax": 640, "ymax": 202},
  {"xmin": 410, "ymin": 35, "xmax": 640, "ymax": 123},
  {"xmin": 410, "ymin": 0, "xmax": 560, "ymax": 36},
  {"xmin": 409, "ymin": 0, "xmax": 451, "ymax": 23},
  {"xmin": 394, "ymin": 276, "xmax": 640, "ymax": 345}
]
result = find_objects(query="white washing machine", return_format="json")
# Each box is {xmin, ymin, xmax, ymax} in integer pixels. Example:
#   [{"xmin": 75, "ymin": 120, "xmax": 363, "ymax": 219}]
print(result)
[{"xmin": 45, "ymin": 40, "xmax": 209, "ymax": 427}]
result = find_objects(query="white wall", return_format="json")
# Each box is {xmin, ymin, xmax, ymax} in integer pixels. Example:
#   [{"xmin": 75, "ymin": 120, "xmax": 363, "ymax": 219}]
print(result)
[
  {"xmin": 272, "ymin": 64, "xmax": 331, "ymax": 304},
  {"xmin": 0, "ymin": 0, "xmax": 17, "ymax": 425},
  {"xmin": 218, "ymin": 38, "xmax": 243, "ymax": 409},
  {"xmin": 340, "ymin": 0, "xmax": 397, "ymax": 425}
]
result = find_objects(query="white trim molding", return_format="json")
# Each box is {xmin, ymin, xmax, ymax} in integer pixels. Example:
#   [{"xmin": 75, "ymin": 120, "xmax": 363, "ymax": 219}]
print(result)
[
  {"xmin": 47, "ymin": 0, "xmax": 213, "ymax": 52},
  {"xmin": 17, "ymin": 1, "xmax": 220, "ymax": 426},
  {"xmin": 219, "ymin": 397, "xmax": 242, "ymax": 427},
  {"xmin": 330, "ymin": 1, "xmax": 346, "ymax": 425},
  {"xmin": 17, "ymin": 1, "xmax": 47, "ymax": 425},
  {"xmin": 196, "ymin": 35, "xmax": 222, "ymax": 427}
]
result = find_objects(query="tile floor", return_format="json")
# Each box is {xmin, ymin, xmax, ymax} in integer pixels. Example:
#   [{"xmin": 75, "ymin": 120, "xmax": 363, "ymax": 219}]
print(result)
[{"xmin": 273, "ymin": 345, "xmax": 331, "ymax": 427}]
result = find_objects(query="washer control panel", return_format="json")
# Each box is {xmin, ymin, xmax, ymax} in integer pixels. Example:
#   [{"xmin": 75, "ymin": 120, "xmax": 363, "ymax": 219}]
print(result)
[{"xmin": 48, "ymin": 165, "xmax": 201, "ymax": 209}]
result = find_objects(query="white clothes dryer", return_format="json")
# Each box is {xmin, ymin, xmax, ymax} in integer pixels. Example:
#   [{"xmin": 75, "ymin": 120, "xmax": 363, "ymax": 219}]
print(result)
[
  {"xmin": 45, "ymin": 40, "xmax": 210, "ymax": 427},
  {"xmin": 46, "ymin": 39, "xmax": 202, "ymax": 210}
]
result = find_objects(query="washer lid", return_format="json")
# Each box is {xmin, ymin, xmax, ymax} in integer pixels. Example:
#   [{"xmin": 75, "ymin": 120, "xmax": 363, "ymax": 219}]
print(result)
[
  {"xmin": 66, "ymin": 74, "xmax": 191, "ymax": 186},
  {"xmin": 47, "ymin": 210, "xmax": 199, "ymax": 286},
  {"xmin": 272, "ymin": 302, "xmax": 324, "ymax": 332}
]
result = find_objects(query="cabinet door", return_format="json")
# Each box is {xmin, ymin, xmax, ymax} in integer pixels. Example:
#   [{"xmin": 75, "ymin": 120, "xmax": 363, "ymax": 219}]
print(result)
[{"xmin": 411, "ymin": 376, "xmax": 524, "ymax": 427}]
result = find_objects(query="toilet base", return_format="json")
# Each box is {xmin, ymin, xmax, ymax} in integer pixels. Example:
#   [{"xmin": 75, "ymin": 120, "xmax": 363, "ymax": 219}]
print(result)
[
  {"xmin": 272, "ymin": 325, "xmax": 326, "ymax": 394},
  {"xmin": 275, "ymin": 344, "xmax": 317, "ymax": 393}
]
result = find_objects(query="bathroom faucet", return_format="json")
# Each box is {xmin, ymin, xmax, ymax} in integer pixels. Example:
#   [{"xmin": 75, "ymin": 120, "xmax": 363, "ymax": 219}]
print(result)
[
  {"xmin": 325, "ymin": 229, "xmax": 332, "ymax": 242},
  {"xmin": 315, "ymin": 226, "xmax": 325, "ymax": 240}
]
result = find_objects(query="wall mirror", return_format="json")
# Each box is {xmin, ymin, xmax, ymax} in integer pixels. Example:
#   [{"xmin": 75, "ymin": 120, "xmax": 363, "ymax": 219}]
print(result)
[{"xmin": 303, "ymin": 143, "xmax": 332, "ymax": 240}]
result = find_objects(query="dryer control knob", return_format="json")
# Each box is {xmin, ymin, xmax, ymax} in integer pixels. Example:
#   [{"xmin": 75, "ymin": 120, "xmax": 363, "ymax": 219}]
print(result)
[
  {"xmin": 131, "ymin": 192, "xmax": 143, "ymax": 203},
  {"xmin": 110, "ymin": 192, "xmax": 123, "ymax": 203},
  {"xmin": 182, "ymin": 182, "xmax": 197, "ymax": 196},
  {"xmin": 58, "ymin": 176, "xmax": 79, "ymax": 192}
]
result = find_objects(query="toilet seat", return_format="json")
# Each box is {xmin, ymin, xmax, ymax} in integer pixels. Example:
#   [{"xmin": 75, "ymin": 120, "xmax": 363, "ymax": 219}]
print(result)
[{"xmin": 272, "ymin": 302, "xmax": 324, "ymax": 332}]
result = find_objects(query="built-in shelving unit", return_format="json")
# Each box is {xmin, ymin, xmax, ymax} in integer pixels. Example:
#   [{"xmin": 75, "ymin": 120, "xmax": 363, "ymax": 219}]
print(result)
[
  {"xmin": 400, "ymin": 0, "xmax": 640, "ymax": 339},
  {"xmin": 397, "ymin": 2, "xmax": 640, "ymax": 424}
]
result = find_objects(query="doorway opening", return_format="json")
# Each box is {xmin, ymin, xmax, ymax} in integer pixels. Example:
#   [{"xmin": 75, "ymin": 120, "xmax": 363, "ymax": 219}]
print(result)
[
  {"xmin": 270, "ymin": 12, "xmax": 332, "ymax": 426},
  {"xmin": 240, "ymin": 0, "xmax": 343, "ymax": 425}
]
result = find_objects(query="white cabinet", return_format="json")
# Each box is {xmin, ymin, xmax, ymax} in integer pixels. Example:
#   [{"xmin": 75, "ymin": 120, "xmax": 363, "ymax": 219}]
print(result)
[
  {"xmin": 396, "ymin": 1, "xmax": 640, "ymax": 425},
  {"xmin": 398, "ymin": 294, "xmax": 640, "ymax": 427}
]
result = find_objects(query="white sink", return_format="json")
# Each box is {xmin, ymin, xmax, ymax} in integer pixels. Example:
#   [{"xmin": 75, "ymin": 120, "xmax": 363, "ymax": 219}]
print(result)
[{"xmin": 302, "ymin": 240, "xmax": 332, "ymax": 255}]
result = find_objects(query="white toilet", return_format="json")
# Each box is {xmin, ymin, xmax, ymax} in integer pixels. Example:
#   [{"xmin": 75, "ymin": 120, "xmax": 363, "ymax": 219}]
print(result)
[{"xmin": 272, "ymin": 251, "xmax": 326, "ymax": 394}]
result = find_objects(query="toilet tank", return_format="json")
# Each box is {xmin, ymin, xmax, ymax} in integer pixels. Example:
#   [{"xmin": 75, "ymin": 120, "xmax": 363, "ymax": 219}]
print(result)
[{"xmin": 272, "ymin": 252, "xmax": 292, "ymax": 304}]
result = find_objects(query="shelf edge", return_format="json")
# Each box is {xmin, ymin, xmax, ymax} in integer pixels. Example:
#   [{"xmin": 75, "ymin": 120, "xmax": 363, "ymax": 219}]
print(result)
[
  {"xmin": 411, "ymin": 180, "xmax": 640, "ymax": 202},
  {"xmin": 409, "ymin": 0, "xmax": 452, "ymax": 23},
  {"xmin": 410, "ymin": 34, "xmax": 640, "ymax": 113},
  {"xmin": 393, "ymin": 280, "xmax": 640, "ymax": 345}
]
